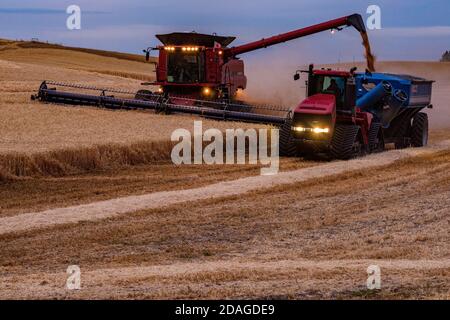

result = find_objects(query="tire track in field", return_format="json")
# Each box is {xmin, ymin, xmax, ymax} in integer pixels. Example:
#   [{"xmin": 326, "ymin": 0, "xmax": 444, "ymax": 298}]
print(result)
[
  {"xmin": 1, "ymin": 258, "xmax": 449, "ymax": 299},
  {"xmin": 0, "ymin": 140, "xmax": 449, "ymax": 235},
  {"xmin": 66, "ymin": 258, "xmax": 450, "ymax": 279}
]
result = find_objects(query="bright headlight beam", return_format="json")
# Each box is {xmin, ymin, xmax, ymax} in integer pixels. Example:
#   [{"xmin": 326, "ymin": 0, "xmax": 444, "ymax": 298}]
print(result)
[
  {"xmin": 292, "ymin": 126, "xmax": 329, "ymax": 133},
  {"xmin": 312, "ymin": 127, "xmax": 329, "ymax": 133},
  {"xmin": 292, "ymin": 126, "xmax": 306, "ymax": 132}
]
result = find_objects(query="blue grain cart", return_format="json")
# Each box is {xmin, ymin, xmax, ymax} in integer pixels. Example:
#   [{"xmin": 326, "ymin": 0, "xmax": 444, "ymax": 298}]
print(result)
[{"xmin": 355, "ymin": 72, "xmax": 434, "ymax": 148}]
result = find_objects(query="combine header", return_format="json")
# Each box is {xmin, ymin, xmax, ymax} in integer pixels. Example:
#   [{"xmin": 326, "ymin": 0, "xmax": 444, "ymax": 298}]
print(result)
[
  {"xmin": 32, "ymin": 81, "xmax": 286, "ymax": 125},
  {"xmin": 32, "ymin": 13, "xmax": 434, "ymax": 159}
]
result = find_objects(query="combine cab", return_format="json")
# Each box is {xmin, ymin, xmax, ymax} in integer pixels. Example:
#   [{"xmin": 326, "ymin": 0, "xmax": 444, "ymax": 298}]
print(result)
[
  {"xmin": 146, "ymin": 32, "xmax": 244, "ymax": 101},
  {"xmin": 280, "ymin": 66, "xmax": 434, "ymax": 159}
]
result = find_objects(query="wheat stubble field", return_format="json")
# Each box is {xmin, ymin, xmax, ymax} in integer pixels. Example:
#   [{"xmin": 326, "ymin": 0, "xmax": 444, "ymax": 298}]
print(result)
[{"xmin": 0, "ymin": 40, "xmax": 449, "ymax": 299}]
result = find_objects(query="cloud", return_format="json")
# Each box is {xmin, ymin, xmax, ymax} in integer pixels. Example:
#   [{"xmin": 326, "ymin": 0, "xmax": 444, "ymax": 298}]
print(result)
[
  {"xmin": 50, "ymin": 24, "xmax": 167, "ymax": 40},
  {"xmin": 0, "ymin": 8, "xmax": 61, "ymax": 14},
  {"xmin": 1, "ymin": 1, "xmax": 449, "ymax": 61},
  {"xmin": 372, "ymin": 26, "xmax": 450, "ymax": 37},
  {"xmin": 37, "ymin": 24, "xmax": 170, "ymax": 53},
  {"xmin": 0, "ymin": 7, "xmax": 108, "ymax": 15}
]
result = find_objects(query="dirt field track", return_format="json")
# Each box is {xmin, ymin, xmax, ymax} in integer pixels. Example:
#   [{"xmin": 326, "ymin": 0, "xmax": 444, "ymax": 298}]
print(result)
[
  {"xmin": 1, "ymin": 140, "xmax": 449, "ymax": 235},
  {"xmin": 0, "ymin": 41, "xmax": 449, "ymax": 299}
]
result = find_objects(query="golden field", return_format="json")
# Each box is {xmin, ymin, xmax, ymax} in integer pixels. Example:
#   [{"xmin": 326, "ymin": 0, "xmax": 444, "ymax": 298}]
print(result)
[
  {"xmin": 0, "ymin": 40, "xmax": 271, "ymax": 179},
  {"xmin": 0, "ymin": 41, "xmax": 264, "ymax": 154}
]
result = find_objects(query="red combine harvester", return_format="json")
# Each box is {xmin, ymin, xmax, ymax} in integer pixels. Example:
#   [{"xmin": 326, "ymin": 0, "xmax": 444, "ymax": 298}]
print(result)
[
  {"xmin": 141, "ymin": 14, "xmax": 366, "ymax": 103},
  {"xmin": 33, "ymin": 14, "xmax": 368, "ymax": 121}
]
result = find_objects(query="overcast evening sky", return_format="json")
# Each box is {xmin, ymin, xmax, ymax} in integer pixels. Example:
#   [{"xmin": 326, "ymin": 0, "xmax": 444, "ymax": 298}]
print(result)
[{"xmin": 0, "ymin": 0, "xmax": 449, "ymax": 63}]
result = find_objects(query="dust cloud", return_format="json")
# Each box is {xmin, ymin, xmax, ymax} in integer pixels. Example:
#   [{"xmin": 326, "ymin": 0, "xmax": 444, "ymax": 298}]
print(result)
[
  {"xmin": 239, "ymin": 52, "xmax": 308, "ymax": 110},
  {"xmin": 238, "ymin": 32, "xmax": 377, "ymax": 109},
  {"xmin": 242, "ymin": 58, "xmax": 449, "ymax": 128}
]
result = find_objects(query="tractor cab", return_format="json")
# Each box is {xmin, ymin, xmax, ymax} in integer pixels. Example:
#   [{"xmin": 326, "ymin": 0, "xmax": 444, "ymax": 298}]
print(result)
[
  {"xmin": 306, "ymin": 69, "xmax": 356, "ymax": 113},
  {"xmin": 293, "ymin": 65, "xmax": 357, "ymax": 115}
]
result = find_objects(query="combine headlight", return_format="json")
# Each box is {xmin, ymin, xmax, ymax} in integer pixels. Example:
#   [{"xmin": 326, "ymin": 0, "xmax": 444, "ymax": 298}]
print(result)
[
  {"xmin": 182, "ymin": 47, "xmax": 199, "ymax": 52},
  {"xmin": 203, "ymin": 87, "xmax": 211, "ymax": 95}
]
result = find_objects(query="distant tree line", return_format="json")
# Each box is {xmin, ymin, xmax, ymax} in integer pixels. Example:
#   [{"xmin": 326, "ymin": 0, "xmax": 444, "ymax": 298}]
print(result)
[{"xmin": 441, "ymin": 51, "xmax": 450, "ymax": 62}]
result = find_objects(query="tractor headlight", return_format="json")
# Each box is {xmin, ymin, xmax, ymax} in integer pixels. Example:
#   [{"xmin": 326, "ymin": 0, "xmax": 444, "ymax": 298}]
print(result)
[
  {"xmin": 292, "ymin": 126, "xmax": 329, "ymax": 134},
  {"xmin": 292, "ymin": 126, "xmax": 307, "ymax": 132},
  {"xmin": 312, "ymin": 127, "xmax": 329, "ymax": 134}
]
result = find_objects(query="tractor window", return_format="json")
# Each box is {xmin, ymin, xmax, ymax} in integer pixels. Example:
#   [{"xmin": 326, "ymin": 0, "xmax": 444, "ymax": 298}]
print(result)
[
  {"xmin": 311, "ymin": 76, "xmax": 346, "ymax": 108},
  {"xmin": 167, "ymin": 51, "xmax": 204, "ymax": 83}
]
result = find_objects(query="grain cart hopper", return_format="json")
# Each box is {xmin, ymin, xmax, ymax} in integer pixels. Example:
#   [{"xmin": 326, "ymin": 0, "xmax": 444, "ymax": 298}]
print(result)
[{"xmin": 355, "ymin": 72, "xmax": 434, "ymax": 149}]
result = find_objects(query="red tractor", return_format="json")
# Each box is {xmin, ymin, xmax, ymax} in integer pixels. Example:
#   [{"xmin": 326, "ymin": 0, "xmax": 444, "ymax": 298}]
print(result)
[{"xmin": 280, "ymin": 65, "xmax": 433, "ymax": 159}]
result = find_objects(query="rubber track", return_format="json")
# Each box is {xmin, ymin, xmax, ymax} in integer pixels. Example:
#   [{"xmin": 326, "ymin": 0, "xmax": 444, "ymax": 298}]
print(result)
[
  {"xmin": 330, "ymin": 125, "xmax": 360, "ymax": 159},
  {"xmin": 279, "ymin": 117, "xmax": 297, "ymax": 157}
]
